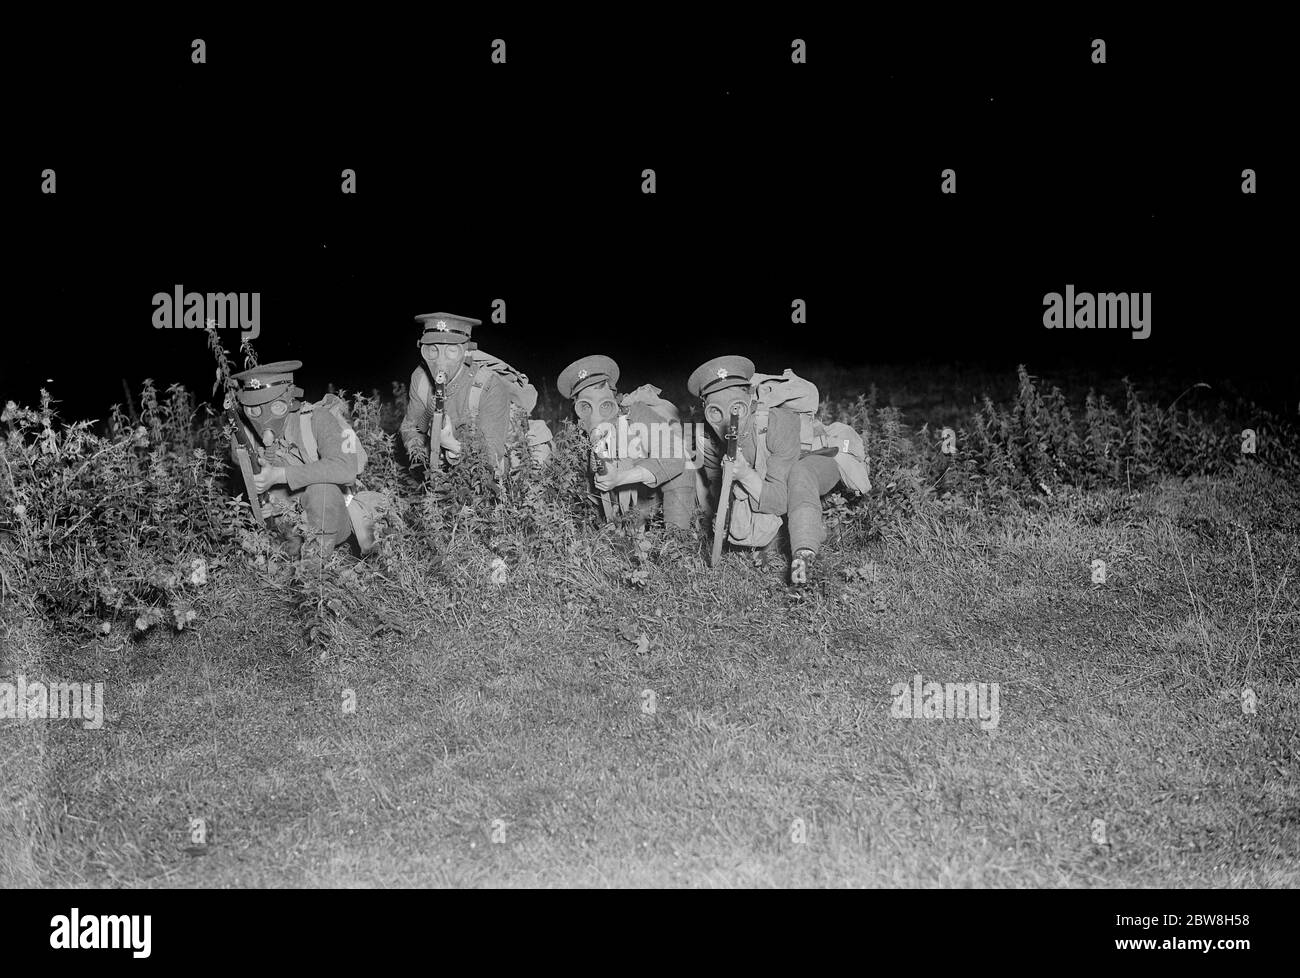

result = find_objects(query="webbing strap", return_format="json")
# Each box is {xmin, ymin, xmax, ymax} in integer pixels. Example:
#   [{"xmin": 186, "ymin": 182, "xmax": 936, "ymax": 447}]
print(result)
[
  {"xmin": 753, "ymin": 407, "xmax": 770, "ymax": 481},
  {"xmin": 468, "ymin": 366, "xmax": 488, "ymax": 418},
  {"xmin": 299, "ymin": 407, "xmax": 317, "ymax": 462}
]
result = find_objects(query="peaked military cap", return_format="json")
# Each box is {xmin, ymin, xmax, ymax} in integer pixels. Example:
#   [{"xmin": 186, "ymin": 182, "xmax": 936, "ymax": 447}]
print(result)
[
  {"xmin": 688, "ymin": 355, "xmax": 755, "ymax": 400},
  {"xmin": 557, "ymin": 355, "xmax": 620, "ymax": 400},
  {"xmin": 231, "ymin": 360, "xmax": 304, "ymax": 406},
  {"xmin": 416, "ymin": 312, "xmax": 480, "ymax": 345}
]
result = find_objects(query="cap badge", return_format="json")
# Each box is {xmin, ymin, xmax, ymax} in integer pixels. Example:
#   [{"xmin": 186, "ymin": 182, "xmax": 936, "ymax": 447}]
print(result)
[
  {"xmin": 247, "ymin": 379, "xmax": 264, "ymax": 389},
  {"xmin": 717, "ymin": 368, "xmax": 728, "ymax": 379},
  {"xmin": 578, "ymin": 369, "xmax": 588, "ymax": 379}
]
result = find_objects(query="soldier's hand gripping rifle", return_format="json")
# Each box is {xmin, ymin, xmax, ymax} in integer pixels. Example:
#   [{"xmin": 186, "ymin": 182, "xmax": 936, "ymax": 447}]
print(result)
[
  {"xmin": 710, "ymin": 403, "xmax": 742, "ymax": 567},
  {"xmin": 590, "ymin": 424, "xmax": 616, "ymax": 522},
  {"xmin": 427, "ymin": 371, "xmax": 447, "ymax": 468},
  {"xmin": 225, "ymin": 403, "xmax": 266, "ymax": 526}
]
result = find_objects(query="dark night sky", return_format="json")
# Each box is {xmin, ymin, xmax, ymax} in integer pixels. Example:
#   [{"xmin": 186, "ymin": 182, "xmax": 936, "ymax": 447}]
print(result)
[{"xmin": 5, "ymin": 19, "xmax": 1290, "ymax": 422}]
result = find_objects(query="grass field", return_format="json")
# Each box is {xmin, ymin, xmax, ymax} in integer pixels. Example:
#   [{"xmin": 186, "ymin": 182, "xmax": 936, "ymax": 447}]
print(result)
[{"xmin": 2, "ymin": 363, "xmax": 1298, "ymax": 887}]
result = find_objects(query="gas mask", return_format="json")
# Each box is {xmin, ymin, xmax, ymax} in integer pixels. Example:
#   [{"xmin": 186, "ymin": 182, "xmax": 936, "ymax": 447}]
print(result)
[
  {"xmin": 574, "ymin": 383, "xmax": 620, "ymax": 437},
  {"xmin": 243, "ymin": 397, "xmax": 293, "ymax": 446},
  {"xmin": 704, "ymin": 391, "xmax": 750, "ymax": 441},
  {"xmin": 421, "ymin": 341, "xmax": 466, "ymax": 384}
]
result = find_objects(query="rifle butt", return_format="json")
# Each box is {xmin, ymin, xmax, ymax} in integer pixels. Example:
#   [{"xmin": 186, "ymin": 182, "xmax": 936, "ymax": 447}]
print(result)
[{"xmin": 710, "ymin": 469, "xmax": 736, "ymax": 567}]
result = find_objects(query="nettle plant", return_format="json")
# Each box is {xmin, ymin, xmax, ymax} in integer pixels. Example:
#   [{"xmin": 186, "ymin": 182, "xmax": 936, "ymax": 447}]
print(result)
[
  {"xmin": 1, "ymin": 387, "xmax": 236, "ymax": 635},
  {"xmin": 401, "ymin": 415, "xmax": 597, "ymax": 556},
  {"xmin": 950, "ymin": 366, "xmax": 1293, "ymax": 496},
  {"xmin": 417, "ymin": 417, "xmax": 500, "ymax": 547},
  {"xmin": 347, "ymin": 390, "xmax": 402, "ymax": 495},
  {"xmin": 501, "ymin": 419, "xmax": 591, "ymax": 528}
]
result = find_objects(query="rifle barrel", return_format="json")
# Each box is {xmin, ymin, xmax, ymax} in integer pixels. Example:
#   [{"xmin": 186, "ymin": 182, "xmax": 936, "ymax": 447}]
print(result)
[{"xmin": 224, "ymin": 407, "xmax": 266, "ymax": 524}]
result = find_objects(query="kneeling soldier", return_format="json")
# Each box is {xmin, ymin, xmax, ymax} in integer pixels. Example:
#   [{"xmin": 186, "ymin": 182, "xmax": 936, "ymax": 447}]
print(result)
[
  {"xmin": 557, "ymin": 355, "xmax": 696, "ymax": 530},
  {"xmin": 689, "ymin": 356, "xmax": 863, "ymax": 585},
  {"xmin": 229, "ymin": 360, "xmax": 382, "ymax": 556},
  {"xmin": 400, "ymin": 312, "xmax": 512, "ymax": 474}
]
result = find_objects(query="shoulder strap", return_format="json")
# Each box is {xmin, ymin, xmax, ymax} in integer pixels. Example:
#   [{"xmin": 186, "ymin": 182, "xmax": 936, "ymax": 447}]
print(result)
[
  {"xmin": 468, "ymin": 365, "xmax": 490, "ymax": 418},
  {"xmin": 471, "ymin": 349, "xmax": 528, "ymax": 382},
  {"xmin": 299, "ymin": 405, "xmax": 318, "ymax": 463},
  {"xmin": 298, "ymin": 402, "xmax": 366, "ymax": 476},
  {"xmin": 753, "ymin": 407, "xmax": 770, "ymax": 480},
  {"xmin": 809, "ymin": 418, "xmax": 830, "ymax": 450}
]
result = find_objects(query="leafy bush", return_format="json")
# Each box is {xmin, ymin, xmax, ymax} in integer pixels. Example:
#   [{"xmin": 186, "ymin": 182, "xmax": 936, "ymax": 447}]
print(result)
[
  {"xmin": 949, "ymin": 366, "xmax": 1298, "ymax": 495},
  {"xmin": 5, "ymin": 354, "xmax": 1298, "ymax": 652},
  {"xmin": 1, "ymin": 388, "xmax": 236, "ymax": 635}
]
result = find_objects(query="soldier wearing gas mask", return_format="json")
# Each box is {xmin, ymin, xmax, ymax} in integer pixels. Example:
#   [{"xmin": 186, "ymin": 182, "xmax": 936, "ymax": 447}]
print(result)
[
  {"xmin": 399, "ymin": 312, "xmax": 511, "ymax": 473},
  {"xmin": 689, "ymin": 355, "xmax": 845, "ymax": 585},
  {"xmin": 557, "ymin": 355, "xmax": 696, "ymax": 530},
  {"xmin": 229, "ymin": 360, "xmax": 373, "ymax": 556}
]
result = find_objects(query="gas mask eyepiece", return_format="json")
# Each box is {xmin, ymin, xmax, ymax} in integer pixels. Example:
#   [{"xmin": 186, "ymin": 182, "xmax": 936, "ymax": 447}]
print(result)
[
  {"xmin": 244, "ymin": 397, "xmax": 291, "ymax": 445},
  {"xmin": 574, "ymin": 386, "xmax": 619, "ymax": 434},
  {"xmin": 422, "ymin": 341, "xmax": 465, "ymax": 382},
  {"xmin": 705, "ymin": 395, "xmax": 748, "ymax": 436}
]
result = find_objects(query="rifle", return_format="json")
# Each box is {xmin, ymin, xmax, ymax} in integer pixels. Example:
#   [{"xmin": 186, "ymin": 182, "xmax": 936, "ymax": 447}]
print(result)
[
  {"xmin": 428, "ymin": 371, "xmax": 447, "ymax": 466},
  {"xmin": 590, "ymin": 425, "xmax": 616, "ymax": 522},
  {"xmin": 225, "ymin": 406, "xmax": 266, "ymax": 526},
  {"xmin": 710, "ymin": 403, "xmax": 742, "ymax": 567}
]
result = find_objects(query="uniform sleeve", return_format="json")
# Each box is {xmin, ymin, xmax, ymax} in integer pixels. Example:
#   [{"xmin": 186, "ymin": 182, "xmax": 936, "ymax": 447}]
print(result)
[
  {"xmin": 285, "ymin": 411, "xmax": 359, "ymax": 490},
  {"xmin": 754, "ymin": 408, "xmax": 801, "ymax": 515},
  {"xmin": 400, "ymin": 368, "xmax": 428, "ymax": 451},
  {"xmin": 474, "ymin": 373, "xmax": 510, "ymax": 466},
  {"xmin": 628, "ymin": 403, "xmax": 686, "ymax": 488}
]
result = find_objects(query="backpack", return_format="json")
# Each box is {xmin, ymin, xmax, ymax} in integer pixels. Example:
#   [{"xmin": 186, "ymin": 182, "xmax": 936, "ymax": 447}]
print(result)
[
  {"xmin": 750, "ymin": 369, "xmax": 871, "ymax": 496},
  {"xmin": 299, "ymin": 393, "xmax": 367, "ymax": 477},
  {"xmin": 727, "ymin": 494, "xmax": 783, "ymax": 548},
  {"xmin": 466, "ymin": 352, "xmax": 553, "ymax": 465},
  {"xmin": 467, "ymin": 350, "xmax": 539, "ymax": 415},
  {"xmin": 620, "ymin": 384, "xmax": 681, "ymax": 422},
  {"xmin": 817, "ymin": 422, "xmax": 871, "ymax": 494},
  {"xmin": 413, "ymin": 351, "xmax": 553, "ymax": 465},
  {"xmin": 594, "ymin": 385, "xmax": 683, "ymax": 517},
  {"xmin": 412, "ymin": 350, "xmax": 539, "ymax": 416},
  {"xmin": 751, "ymin": 370, "xmax": 820, "ymax": 415}
]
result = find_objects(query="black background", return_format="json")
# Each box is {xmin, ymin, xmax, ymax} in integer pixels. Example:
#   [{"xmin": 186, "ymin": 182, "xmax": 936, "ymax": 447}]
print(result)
[
  {"xmin": 5, "ymin": 16, "xmax": 1290, "ymax": 423},
  {"xmin": 0, "ymin": 11, "xmax": 1294, "ymax": 943}
]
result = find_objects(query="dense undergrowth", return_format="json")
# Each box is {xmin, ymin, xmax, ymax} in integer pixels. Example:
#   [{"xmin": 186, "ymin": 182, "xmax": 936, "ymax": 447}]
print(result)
[{"xmin": 2, "ymin": 332, "xmax": 1296, "ymax": 655}]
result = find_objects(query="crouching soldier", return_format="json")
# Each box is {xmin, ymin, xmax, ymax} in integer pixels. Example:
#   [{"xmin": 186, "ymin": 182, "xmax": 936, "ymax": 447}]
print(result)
[
  {"xmin": 557, "ymin": 355, "xmax": 696, "ymax": 530},
  {"xmin": 228, "ymin": 360, "xmax": 385, "ymax": 557},
  {"xmin": 688, "ymin": 356, "xmax": 871, "ymax": 585},
  {"xmin": 399, "ymin": 312, "xmax": 551, "ymax": 475}
]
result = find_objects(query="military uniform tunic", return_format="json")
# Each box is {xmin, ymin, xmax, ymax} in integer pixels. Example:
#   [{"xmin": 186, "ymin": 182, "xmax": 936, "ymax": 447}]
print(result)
[
  {"xmin": 400, "ymin": 362, "xmax": 511, "ymax": 468},
  {"xmin": 699, "ymin": 405, "xmax": 842, "ymax": 554},
  {"xmin": 615, "ymin": 400, "xmax": 696, "ymax": 530},
  {"xmin": 233, "ymin": 407, "xmax": 358, "ymax": 546}
]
